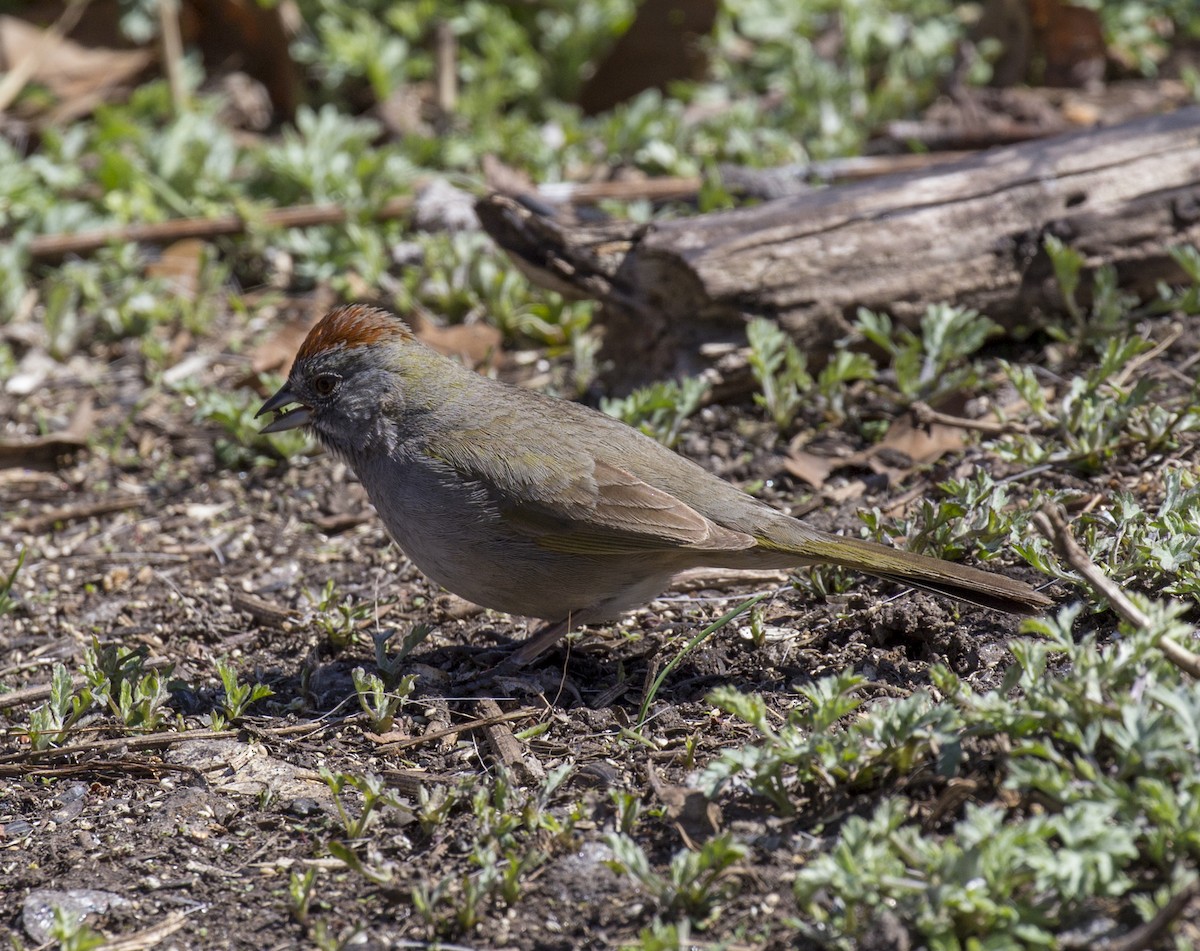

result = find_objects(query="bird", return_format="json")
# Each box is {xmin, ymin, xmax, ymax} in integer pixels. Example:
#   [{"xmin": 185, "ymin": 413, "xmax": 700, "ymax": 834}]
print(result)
[{"xmin": 258, "ymin": 304, "xmax": 1051, "ymax": 666}]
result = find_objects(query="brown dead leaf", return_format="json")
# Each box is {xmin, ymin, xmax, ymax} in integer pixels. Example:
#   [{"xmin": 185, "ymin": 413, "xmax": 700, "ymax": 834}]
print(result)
[
  {"xmin": 250, "ymin": 315, "xmax": 316, "ymax": 377},
  {"xmin": 578, "ymin": 0, "xmax": 718, "ymax": 115},
  {"xmin": 783, "ymin": 449, "xmax": 838, "ymax": 489},
  {"xmin": 647, "ymin": 763, "xmax": 721, "ymax": 848},
  {"xmin": 145, "ymin": 239, "xmax": 207, "ymax": 301},
  {"xmin": 0, "ymin": 14, "xmax": 152, "ymax": 124},
  {"xmin": 870, "ymin": 414, "xmax": 969, "ymax": 471},
  {"xmin": 1029, "ymin": 0, "xmax": 1105, "ymax": 88},
  {"xmin": 977, "ymin": 0, "xmax": 1105, "ymax": 90},
  {"xmin": 409, "ymin": 310, "xmax": 503, "ymax": 369},
  {"xmin": 784, "ymin": 406, "xmax": 969, "ymax": 492},
  {"xmin": 418, "ymin": 323, "xmax": 502, "ymax": 368}
]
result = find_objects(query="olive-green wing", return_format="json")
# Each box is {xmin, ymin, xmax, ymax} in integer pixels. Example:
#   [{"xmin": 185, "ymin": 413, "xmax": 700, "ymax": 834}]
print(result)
[{"xmin": 434, "ymin": 437, "xmax": 754, "ymax": 555}]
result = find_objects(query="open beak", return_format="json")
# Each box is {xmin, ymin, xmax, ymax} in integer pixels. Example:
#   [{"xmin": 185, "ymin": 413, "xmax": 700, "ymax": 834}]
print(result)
[{"xmin": 256, "ymin": 387, "xmax": 312, "ymax": 434}]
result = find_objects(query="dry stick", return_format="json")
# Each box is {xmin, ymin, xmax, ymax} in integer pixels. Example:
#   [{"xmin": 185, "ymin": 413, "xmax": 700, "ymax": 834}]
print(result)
[
  {"xmin": 15, "ymin": 494, "xmax": 144, "ymax": 533},
  {"xmin": 1032, "ymin": 504, "xmax": 1200, "ymax": 678},
  {"xmin": 0, "ymin": 727, "xmax": 239, "ymax": 764},
  {"xmin": 157, "ymin": 0, "xmax": 187, "ymax": 115},
  {"xmin": 28, "ymin": 196, "xmax": 415, "ymax": 261},
  {"xmin": 472, "ymin": 696, "xmax": 543, "ymax": 782},
  {"xmin": 910, "ymin": 400, "xmax": 1031, "ymax": 436},
  {"xmin": 0, "ymin": 759, "xmax": 200, "ymax": 778},
  {"xmin": 434, "ymin": 19, "xmax": 457, "ymax": 119},
  {"xmin": 376, "ymin": 708, "xmax": 538, "ymax": 753},
  {"xmin": 1, "ymin": 717, "xmax": 348, "ymax": 764},
  {"xmin": 26, "ymin": 151, "xmax": 1001, "ymax": 263},
  {"xmin": 97, "ymin": 909, "xmax": 192, "ymax": 951}
]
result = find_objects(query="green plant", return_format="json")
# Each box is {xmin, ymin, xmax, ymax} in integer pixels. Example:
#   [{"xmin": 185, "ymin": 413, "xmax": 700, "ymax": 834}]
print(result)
[
  {"xmin": 288, "ymin": 868, "xmax": 319, "ymax": 926},
  {"xmin": 855, "ymin": 302, "xmax": 999, "ymax": 402},
  {"xmin": 1154, "ymin": 244, "xmax": 1200, "ymax": 315},
  {"xmin": 606, "ymin": 831, "xmax": 748, "ymax": 919},
  {"xmin": 409, "ymin": 765, "xmax": 578, "ymax": 937},
  {"xmin": 996, "ymin": 334, "xmax": 1196, "ymax": 473},
  {"xmin": 859, "ymin": 468, "xmax": 1047, "ymax": 562},
  {"xmin": 82, "ymin": 640, "xmax": 174, "ymax": 732},
  {"xmin": 815, "ymin": 348, "xmax": 877, "ymax": 422},
  {"xmin": 373, "ymin": 624, "xmax": 432, "ymax": 680},
  {"xmin": 308, "ymin": 580, "xmax": 374, "ymax": 648},
  {"xmin": 610, "ymin": 788, "xmax": 644, "ymax": 835},
  {"xmin": 322, "ymin": 768, "xmax": 410, "ymax": 841},
  {"xmin": 416, "ymin": 783, "xmax": 460, "ymax": 837},
  {"xmin": 1043, "ymin": 235, "xmax": 1136, "ymax": 347},
  {"xmin": 601, "ymin": 376, "xmax": 710, "ymax": 448},
  {"xmin": 746, "ymin": 317, "xmax": 813, "ymax": 431},
  {"xmin": 637, "ymin": 592, "xmax": 768, "ymax": 727},
  {"xmin": 215, "ymin": 658, "xmax": 274, "ymax": 722},
  {"xmin": 620, "ymin": 919, "xmax": 693, "ymax": 951},
  {"xmin": 26, "ymin": 664, "xmax": 94, "ymax": 751},
  {"xmin": 351, "ymin": 667, "xmax": 416, "ymax": 733},
  {"xmin": 700, "ymin": 597, "xmax": 1200, "ymax": 946},
  {"xmin": 177, "ymin": 375, "xmax": 314, "ymax": 469},
  {"xmin": 48, "ymin": 906, "xmax": 107, "ymax": 951},
  {"xmin": 1013, "ymin": 466, "xmax": 1200, "ymax": 601}
]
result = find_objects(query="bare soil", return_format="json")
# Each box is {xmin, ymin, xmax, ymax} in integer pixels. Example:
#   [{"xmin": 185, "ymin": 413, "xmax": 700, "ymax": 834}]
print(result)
[{"xmin": 3, "ymin": 308, "xmax": 1192, "ymax": 949}]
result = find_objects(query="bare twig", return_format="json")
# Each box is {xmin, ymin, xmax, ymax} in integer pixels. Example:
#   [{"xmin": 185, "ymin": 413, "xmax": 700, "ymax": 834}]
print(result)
[
  {"xmin": 375, "ymin": 708, "xmax": 538, "ymax": 753},
  {"xmin": 29, "ymin": 196, "xmax": 414, "ymax": 261},
  {"xmin": 1032, "ymin": 503, "xmax": 1200, "ymax": 678},
  {"xmin": 434, "ymin": 19, "xmax": 457, "ymax": 120},
  {"xmin": 157, "ymin": 0, "xmax": 187, "ymax": 115},
  {"xmin": 473, "ymin": 696, "xmax": 544, "ymax": 782},
  {"xmin": 0, "ymin": 727, "xmax": 240, "ymax": 764},
  {"xmin": 15, "ymin": 494, "xmax": 144, "ymax": 534},
  {"xmin": 910, "ymin": 400, "xmax": 1030, "ymax": 435}
]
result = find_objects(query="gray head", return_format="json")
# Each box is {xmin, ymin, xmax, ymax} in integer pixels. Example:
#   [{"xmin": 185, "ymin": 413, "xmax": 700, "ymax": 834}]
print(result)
[{"xmin": 256, "ymin": 304, "xmax": 416, "ymax": 461}]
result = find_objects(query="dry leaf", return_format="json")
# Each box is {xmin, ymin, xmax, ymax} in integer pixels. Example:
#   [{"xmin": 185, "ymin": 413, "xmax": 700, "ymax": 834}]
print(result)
[
  {"xmin": 415, "ymin": 322, "xmax": 502, "ymax": 369},
  {"xmin": 784, "ymin": 405, "xmax": 969, "ymax": 492},
  {"xmin": 783, "ymin": 449, "xmax": 838, "ymax": 489},
  {"xmin": 0, "ymin": 15, "xmax": 152, "ymax": 124},
  {"xmin": 145, "ymin": 239, "xmax": 207, "ymax": 301},
  {"xmin": 870, "ymin": 414, "xmax": 969, "ymax": 470},
  {"xmin": 250, "ymin": 315, "xmax": 316, "ymax": 377},
  {"xmin": 647, "ymin": 764, "xmax": 721, "ymax": 847}
]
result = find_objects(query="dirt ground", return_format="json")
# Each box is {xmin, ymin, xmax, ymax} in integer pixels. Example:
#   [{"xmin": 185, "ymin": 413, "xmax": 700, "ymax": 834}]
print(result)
[{"xmin": 4, "ymin": 304, "xmax": 1192, "ymax": 948}]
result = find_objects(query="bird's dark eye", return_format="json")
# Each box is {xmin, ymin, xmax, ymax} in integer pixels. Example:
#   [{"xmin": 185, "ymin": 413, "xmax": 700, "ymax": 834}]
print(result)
[{"xmin": 312, "ymin": 373, "xmax": 340, "ymax": 397}]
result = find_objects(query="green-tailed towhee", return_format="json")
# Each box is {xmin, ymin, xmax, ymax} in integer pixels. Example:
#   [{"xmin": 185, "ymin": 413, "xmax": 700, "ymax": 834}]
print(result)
[{"xmin": 259, "ymin": 304, "xmax": 1051, "ymax": 665}]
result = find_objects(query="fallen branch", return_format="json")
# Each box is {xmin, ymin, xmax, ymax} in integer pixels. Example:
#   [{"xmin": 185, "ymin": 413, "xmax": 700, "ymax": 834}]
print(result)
[
  {"xmin": 479, "ymin": 106, "xmax": 1200, "ymax": 387},
  {"xmin": 28, "ymin": 196, "xmax": 414, "ymax": 261}
]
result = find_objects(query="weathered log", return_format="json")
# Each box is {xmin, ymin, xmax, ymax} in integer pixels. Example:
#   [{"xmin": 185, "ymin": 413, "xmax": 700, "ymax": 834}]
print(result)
[{"xmin": 477, "ymin": 106, "xmax": 1200, "ymax": 387}]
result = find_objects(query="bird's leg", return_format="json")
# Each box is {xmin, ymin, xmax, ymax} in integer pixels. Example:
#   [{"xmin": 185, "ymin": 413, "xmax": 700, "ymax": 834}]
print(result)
[{"xmin": 507, "ymin": 616, "xmax": 572, "ymax": 667}]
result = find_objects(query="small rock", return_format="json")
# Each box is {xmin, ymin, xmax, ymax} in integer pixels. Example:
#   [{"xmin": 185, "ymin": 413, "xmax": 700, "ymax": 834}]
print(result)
[{"xmin": 23, "ymin": 889, "xmax": 130, "ymax": 944}]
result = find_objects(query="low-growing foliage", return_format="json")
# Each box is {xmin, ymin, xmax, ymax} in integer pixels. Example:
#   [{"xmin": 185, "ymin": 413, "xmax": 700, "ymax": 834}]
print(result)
[
  {"xmin": 855, "ymin": 303, "xmax": 999, "ymax": 403},
  {"xmin": 746, "ymin": 316, "xmax": 812, "ymax": 431},
  {"xmin": 701, "ymin": 600, "xmax": 1200, "ymax": 945},
  {"xmin": 601, "ymin": 376, "xmax": 710, "ymax": 448}
]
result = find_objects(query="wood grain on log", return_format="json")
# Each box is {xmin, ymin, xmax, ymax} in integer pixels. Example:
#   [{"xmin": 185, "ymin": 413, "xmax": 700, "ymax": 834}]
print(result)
[{"xmin": 477, "ymin": 107, "xmax": 1200, "ymax": 387}]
